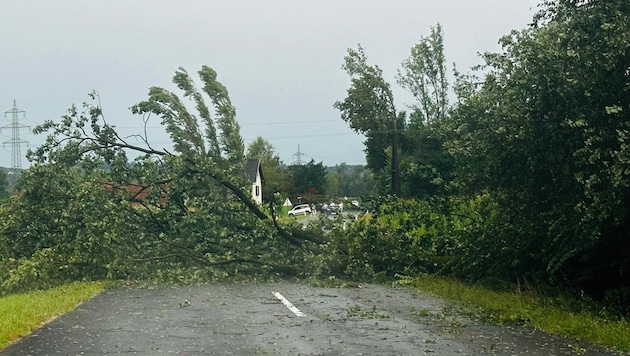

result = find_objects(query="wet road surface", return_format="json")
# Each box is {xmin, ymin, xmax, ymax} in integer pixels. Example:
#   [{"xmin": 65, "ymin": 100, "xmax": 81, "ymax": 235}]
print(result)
[{"xmin": 0, "ymin": 282, "xmax": 619, "ymax": 355}]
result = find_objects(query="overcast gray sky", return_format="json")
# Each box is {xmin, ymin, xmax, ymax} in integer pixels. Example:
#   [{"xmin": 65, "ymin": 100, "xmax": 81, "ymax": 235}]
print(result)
[{"xmin": 1, "ymin": 0, "xmax": 539, "ymax": 168}]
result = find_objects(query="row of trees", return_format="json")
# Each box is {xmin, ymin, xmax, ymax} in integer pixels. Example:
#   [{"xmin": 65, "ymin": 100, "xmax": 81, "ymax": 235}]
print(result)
[
  {"xmin": 245, "ymin": 136, "xmax": 374, "ymax": 202},
  {"xmin": 335, "ymin": 0, "xmax": 630, "ymax": 299},
  {"xmin": 334, "ymin": 23, "xmax": 451, "ymax": 198}
]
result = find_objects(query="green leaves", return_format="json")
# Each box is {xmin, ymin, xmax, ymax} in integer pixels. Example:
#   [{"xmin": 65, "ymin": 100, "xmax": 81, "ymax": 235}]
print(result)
[
  {"xmin": 132, "ymin": 85, "xmax": 206, "ymax": 157},
  {"xmin": 442, "ymin": 0, "xmax": 630, "ymax": 283},
  {"xmin": 335, "ymin": 45, "xmax": 396, "ymax": 135},
  {"xmin": 335, "ymin": 45, "xmax": 397, "ymax": 175},
  {"xmin": 397, "ymin": 23, "xmax": 448, "ymax": 125},
  {"xmin": 198, "ymin": 65, "xmax": 244, "ymax": 168},
  {"xmin": 336, "ymin": 27, "xmax": 454, "ymax": 198},
  {"xmin": 1, "ymin": 65, "xmax": 334, "ymax": 293}
]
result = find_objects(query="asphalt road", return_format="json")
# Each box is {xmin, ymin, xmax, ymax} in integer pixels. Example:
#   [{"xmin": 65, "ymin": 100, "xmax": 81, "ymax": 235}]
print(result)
[{"xmin": 1, "ymin": 282, "xmax": 618, "ymax": 355}]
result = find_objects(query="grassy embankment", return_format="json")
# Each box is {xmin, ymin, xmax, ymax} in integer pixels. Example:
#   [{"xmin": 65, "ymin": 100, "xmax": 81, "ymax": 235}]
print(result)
[
  {"xmin": 0, "ymin": 281, "xmax": 105, "ymax": 350},
  {"xmin": 403, "ymin": 275, "xmax": 630, "ymax": 353}
]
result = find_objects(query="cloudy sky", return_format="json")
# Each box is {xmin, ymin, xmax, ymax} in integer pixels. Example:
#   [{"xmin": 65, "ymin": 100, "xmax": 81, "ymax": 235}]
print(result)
[{"xmin": 1, "ymin": 0, "xmax": 539, "ymax": 168}]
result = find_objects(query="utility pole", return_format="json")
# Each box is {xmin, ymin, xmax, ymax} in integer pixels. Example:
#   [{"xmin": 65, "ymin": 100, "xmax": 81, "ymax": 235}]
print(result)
[
  {"xmin": 391, "ymin": 117, "xmax": 401, "ymax": 196},
  {"xmin": 293, "ymin": 144, "xmax": 306, "ymax": 165},
  {"xmin": 2, "ymin": 100, "xmax": 30, "ymax": 172}
]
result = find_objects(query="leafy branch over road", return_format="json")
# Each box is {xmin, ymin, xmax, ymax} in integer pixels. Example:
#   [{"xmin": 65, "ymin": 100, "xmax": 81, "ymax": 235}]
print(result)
[{"xmin": 1, "ymin": 66, "xmax": 325, "ymax": 293}]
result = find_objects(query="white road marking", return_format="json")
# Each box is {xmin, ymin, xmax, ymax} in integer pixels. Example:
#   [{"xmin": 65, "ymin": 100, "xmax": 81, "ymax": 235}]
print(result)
[{"xmin": 272, "ymin": 292, "xmax": 305, "ymax": 317}]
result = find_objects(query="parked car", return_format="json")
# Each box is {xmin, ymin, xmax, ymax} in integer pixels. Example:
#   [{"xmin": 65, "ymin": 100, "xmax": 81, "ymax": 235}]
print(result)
[
  {"xmin": 322, "ymin": 202, "xmax": 340, "ymax": 215},
  {"xmin": 288, "ymin": 204, "xmax": 312, "ymax": 216}
]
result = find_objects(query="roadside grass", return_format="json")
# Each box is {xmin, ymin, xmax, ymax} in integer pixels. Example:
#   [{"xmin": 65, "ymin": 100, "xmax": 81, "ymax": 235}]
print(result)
[
  {"xmin": 398, "ymin": 275, "xmax": 630, "ymax": 353},
  {"xmin": 0, "ymin": 281, "xmax": 105, "ymax": 350}
]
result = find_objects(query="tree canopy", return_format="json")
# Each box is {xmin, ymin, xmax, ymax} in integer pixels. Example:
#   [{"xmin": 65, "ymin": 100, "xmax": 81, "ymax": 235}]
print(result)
[
  {"xmin": 334, "ymin": 45, "xmax": 399, "ymax": 180},
  {"xmin": 333, "ymin": 0, "xmax": 630, "ymax": 301},
  {"xmin": 336, "ymin": 27, "xmax": 453, "ymax": 198},
  {"xmin": 443, "ymin": 0, "xmax": 630, "ymax": 285},
  {"xmin": 0, "ymin": 66, "xmax": 325, "ymax": 293}
]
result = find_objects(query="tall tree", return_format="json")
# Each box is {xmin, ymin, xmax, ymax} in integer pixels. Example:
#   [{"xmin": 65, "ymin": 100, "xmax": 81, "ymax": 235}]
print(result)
[
  {"xmin": 397, "ymin": 23, "xmax": 449, "ymax": 125},
  {"xmin": 330, "ymin": 163, "xmax": 375, "ymax": 197},
  {"xmin": 396, "ymin": 24, "xmax": 454, "ymax": 198},
  {"xmin": 246, "ymin": 136, "xmax": 280, "ymax": 165},
  {"xmin": 0, "ymin": 168, "xmax": 8, "ymax": 198},
  {"xmin": 288, "ymin": 159, "xmax": 326, "ymax": 198},
  {"xmin": 323, "ymin": 171, "xmax": 340, "ymax": 197},
  {"xmin": 334, "ymin": 45, "xmax": 402, "ymax": 195}
]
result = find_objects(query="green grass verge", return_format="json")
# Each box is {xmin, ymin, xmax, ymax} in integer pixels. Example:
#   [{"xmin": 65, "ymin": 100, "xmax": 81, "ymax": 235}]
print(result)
[
  {"xmin": 399, "ymin": 275, "xmax": 630, "ymax": 353},
  {"xmin": 0, "ymin": 281, "xmax": 105, "ymax": 350}
]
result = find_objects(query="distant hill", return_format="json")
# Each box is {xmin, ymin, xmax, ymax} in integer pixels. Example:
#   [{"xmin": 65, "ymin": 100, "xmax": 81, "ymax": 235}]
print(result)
[{"xmin": 324, "ymin": 164, "xmax": 365, "ymax": 173}]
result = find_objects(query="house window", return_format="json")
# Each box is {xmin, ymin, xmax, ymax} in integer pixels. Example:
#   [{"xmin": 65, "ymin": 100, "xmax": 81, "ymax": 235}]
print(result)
[{"xmin": 255, "ymin": 185, "xmax": 260, "ymax": 197}]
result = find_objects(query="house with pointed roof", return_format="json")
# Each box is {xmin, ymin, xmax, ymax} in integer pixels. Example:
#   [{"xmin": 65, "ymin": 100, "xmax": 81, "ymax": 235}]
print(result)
[{"xmin": 245, "ymin": 159, "xmax": 264, "ymax": 205}]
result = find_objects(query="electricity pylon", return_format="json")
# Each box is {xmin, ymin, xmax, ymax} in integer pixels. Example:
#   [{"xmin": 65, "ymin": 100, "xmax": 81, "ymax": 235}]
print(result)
[
  {"xmin": 2, "ymin": 100, "xmax": 29, "ymax": 171},
  {"xmin": 293, "ymin": 144, "xmax": 306, "ymax": 165}
]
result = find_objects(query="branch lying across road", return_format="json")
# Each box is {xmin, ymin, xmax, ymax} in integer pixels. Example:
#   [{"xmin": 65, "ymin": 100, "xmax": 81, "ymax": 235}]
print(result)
[{"xmin": 82, "ymin": 135, "xmax": 325, "ymax": 248}]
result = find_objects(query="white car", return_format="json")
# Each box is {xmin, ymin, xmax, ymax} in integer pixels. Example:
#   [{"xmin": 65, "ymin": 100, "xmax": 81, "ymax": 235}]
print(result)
[{"xmin": 288, "ymin": 204, "xmax": 312, "ymax": 216}]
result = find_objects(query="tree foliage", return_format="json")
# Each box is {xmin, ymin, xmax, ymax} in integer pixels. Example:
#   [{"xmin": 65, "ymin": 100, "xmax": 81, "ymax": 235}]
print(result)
[
  {"xmin": 324, "ymin": 163, "xmax": 375, "ymax": 197},
  {"xmin": 288, "ymin": 159, "xmax": 327, "ymax": 198},
  {"xmin": 397, "ymin": 23, "xmax": 449, "ymax": 125},
  {"xmin": 396, "ymin": 24, "xmax": 454, "ymax": 198},
  {"xmin": 0, "ymin": 66, "xmax": 324, "ymax": 293},
  {"xmin": 3, "ymin": 1, "xmax": 630, "ymax": 312},
  {"xmin": 246, "ymin": 136, "xmax": 280, "ymax": 166},
  {"xmin": 0, "ymin": 169, "xmax": 8, "ymax": 200},
  {"xmin": 443, "ymin": 0, "xmax": 630, "ymax": 286},
  {"xmin": 330, "ymin": 1, "xmax": 630, "ymax": 308},
  {"xmin": 336, "ymin": 28, "xmax": 453, "ymax": 198},
  {"xmin": 334, "ymin": 45, "xmax": 399, "ymax": 178}
]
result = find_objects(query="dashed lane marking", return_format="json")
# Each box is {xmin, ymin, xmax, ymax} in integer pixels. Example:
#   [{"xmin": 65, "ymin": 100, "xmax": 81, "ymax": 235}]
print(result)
[{"xmin": 272, "ymin": 292, "xmax": 305, "ymax": 317}]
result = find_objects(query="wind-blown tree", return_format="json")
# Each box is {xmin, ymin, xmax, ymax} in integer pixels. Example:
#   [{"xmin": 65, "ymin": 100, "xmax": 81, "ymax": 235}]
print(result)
[
  {"xmin": 445, "ymin": 0, "xmax": 630, "ymax": 289},
  {"xmin": 1, "ymin": 66, "xmax": 324, "ymax": 290},
  {"xmin": 334, "ymin": 45, "xmax": 402, "ymax": 195},
  {"xmin": 397, "ymin": 23, "xmax": 449, "ymax": 125},
  {"xmin": 131, "ymin": 68, "xmax": 320, "ymax": 250},
  {"xmin": 128, "ymin": 67, "xmax": 324, "ymax": 245}
]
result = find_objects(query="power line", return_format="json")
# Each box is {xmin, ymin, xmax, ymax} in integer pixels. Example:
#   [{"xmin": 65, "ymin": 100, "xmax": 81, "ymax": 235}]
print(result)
[
  {"xmin": 114, "ymin": 119, "xmax": 342, "ymax": 130},
  {"xmin": 260, "ymin": 132, "xmax": 357, "ymax": 140},
  {"xmin": 241, "ymin": 119, "xmax": 340, "ymax": 126}
]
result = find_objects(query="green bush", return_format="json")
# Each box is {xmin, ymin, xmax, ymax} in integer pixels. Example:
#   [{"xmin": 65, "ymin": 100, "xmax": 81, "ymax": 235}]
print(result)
[
  {"xmin": 1, "ymin": 248, "xmax": 63, "ymax": 295},
  {"xmin": 341, "ymin": 196, "xmax": 458, "ymax": 276}
]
